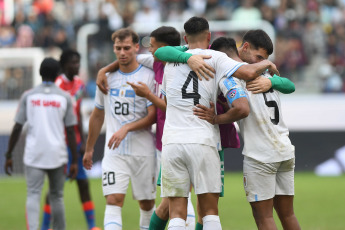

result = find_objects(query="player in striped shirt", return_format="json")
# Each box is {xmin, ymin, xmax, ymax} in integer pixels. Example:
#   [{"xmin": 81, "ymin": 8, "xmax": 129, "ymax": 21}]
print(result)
[{"xmin": 83, "ymin": 28, "xmax": 157, "ymax": 230}]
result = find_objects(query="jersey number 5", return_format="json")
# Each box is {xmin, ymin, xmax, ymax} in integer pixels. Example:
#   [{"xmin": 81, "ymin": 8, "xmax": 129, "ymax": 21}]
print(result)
[
  {"xmin": 263, "ymin": 88, "xmax": 279, "ymax": 125},
  {"xmin": 181, "ymin": 71, "xmax": 201, "ymax": 105}
]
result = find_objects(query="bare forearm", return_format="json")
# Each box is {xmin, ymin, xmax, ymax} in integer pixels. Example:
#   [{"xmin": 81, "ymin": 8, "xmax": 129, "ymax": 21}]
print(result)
[
  {"xmin": 147, "ymin": 93, "xmax": 166, "ymax": 112},
  {"xmin": 234, "ymin": 60, "xmax": 272, "ymax": 81},
  {"xmin": 66, "ymin": 126, "xmax": 77, "ymax": 164},
  {"xmin": 125, "ymin": 106, "xmax": 156, "ymax": 132},
  {"xmin": 215, "ymin": 99, "xmax": 249, "ymax": 124},
  {"xmin": 5, "ymin": 123, "xmax": 23, "ymax": 159},
  {"xmin": 86, "ymin": 110, "xmax": 104, "ymax": 152},
  {"xmin": 100, "ymin": 61, "xmax": 119, "ymax": 74}
]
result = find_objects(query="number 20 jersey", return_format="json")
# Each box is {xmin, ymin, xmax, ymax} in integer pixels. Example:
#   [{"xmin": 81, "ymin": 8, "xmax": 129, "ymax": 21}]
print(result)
[
  {"xmin": 94, "ymin": 65, "xmax": 155, "ymax": 156},
  {"xmin": 161, "ymin": 49, "xmax": 245, "ymax": 149},
  {"xmin": 224, "ymin": 73, "xmax": 295, "ymax": 163}
]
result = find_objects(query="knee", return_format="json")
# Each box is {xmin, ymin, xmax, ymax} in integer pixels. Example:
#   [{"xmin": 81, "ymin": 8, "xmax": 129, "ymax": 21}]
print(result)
[
  {"xmin": 106, "ymin": 194, "xmax": 125, "ymax": 207},
  {"xmin": 139, "ymin": 199, "xmax": 155, "ymax": 211}
]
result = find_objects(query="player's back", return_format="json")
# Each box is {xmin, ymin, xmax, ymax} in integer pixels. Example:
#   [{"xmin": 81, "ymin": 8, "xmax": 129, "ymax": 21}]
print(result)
[
  {"xmin": 162, "ymin": 49, "xmax": 245, "ymax": 148},
  {"xmin": 236, "ymin": 73, "xmax": 295, "ymax": 163}
]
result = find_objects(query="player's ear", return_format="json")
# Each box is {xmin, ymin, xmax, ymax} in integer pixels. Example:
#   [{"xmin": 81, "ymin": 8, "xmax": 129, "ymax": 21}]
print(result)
[
  {"xmin": 184, "ymin": 35, "xmax": 188, "ymax": 44},
  {"xmin": 207, "ymin": 32, "xmax": 211, "ymax": 43},
  {"xmin": 135, "ymin": 43, "xmax": 139, "ymax": 52},
  {"xmin": 243, "ymin": 42, "xmax": 250, "ymax": 51}
]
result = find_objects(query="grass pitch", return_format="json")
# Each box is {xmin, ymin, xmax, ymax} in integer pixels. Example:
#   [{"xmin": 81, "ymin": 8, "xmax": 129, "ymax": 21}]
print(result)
[{"xmin": 0, "ymin": 172, "xmax": 344, "ymax": 230}]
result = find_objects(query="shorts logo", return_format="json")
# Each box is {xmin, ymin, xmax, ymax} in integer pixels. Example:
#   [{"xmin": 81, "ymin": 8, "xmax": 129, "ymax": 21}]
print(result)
[{"xmin": 243, "ymin": 176, "xmax": 247, "ymax": 188}]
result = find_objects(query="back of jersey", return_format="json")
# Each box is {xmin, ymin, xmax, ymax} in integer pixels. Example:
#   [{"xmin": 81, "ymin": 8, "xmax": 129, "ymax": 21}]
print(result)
[
  {"xmin": 237, "ymin": 72, "xmax": 295, "ymax": 163},
  {"xmin": 162, "ymin": 49, "xmax": 244, "ymax": 148}
]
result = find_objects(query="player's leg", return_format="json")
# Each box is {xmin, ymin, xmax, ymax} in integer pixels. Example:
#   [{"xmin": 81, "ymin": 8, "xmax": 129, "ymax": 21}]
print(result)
[
  {"xmin": 189, "ymin": 144, "xmax": 222, "ymax": 230},
  {"xmin": 131, "ymin": 155, "xmax": 157, "ymax": 230},
  {"xmin": 273, "ymin": 158, "xmax": 300, "ymax": 230},
  {"xmin": 161, "ymin": 144, "xmax": 191, "ymax": 230},
  {"xmin": 186, "ymin": 189, "xmax": 196, "ymax": 230},
  {"xmin": 102, "ymin": 154, "xmax": 130, "ymax": 230},
  {"xmin": 25, "ymin": 165, "xmax": 46, "ymax": 230},
  {"xmin": 149, "ymin": 197, "xmax": 169, "ymax": 230},
  {"xmin": 41, "ymin": 193, "xmax": 51, "ymax": 230},
  {"xmin": 195, "ymin": 197, "xmax": 203, "ymax": 230},
  {"xmin": 243, "ymin": 156, "xmax": 278, "ymax": 230},
  {"xmin": 47, "ymin": 165, "xmax": 66, "ymax": 230}
]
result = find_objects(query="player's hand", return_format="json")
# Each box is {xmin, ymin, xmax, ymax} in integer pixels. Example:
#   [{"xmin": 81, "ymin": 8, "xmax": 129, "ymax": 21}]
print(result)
[
  {"xmin": 96, "ymin": 68, "xmax": 109, "ymax": 94},
  {"xmin": 68, "ymin": 163, "xmax": 78, "ymax": 181},
  {"xmin": 108, "ymin": 126, "xmax": 129, "ymax": 150},
  {"xmin": 193, "ymin": 101, "xmax": 216, "ymax": 125},
  {"xmin": 4, "ymin": 158, "xmax": 13, "ymax": 176},
  {"xmin": 187, "ymin": 55, "xmax": 215, "ymax": 81},
  {"xmin": 246, "ymin": 76, "xmax": 272, "ymax": 94},
  {"xmin": 267, "ymin": 61, "xmax": 280, "ymax": 76},
  {"xmin": 127, "ymin": 81, "xmax": 151, "ymax": 98},
  {"xmin": 83, "ymin": 150, "xmax": 94, "ymax": 170}
]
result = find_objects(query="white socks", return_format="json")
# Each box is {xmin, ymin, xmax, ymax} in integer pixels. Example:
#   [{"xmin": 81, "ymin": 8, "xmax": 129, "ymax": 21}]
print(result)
[
  {"xmin": 203, "ymin": 215, "xmax": 222, "ymax": 230},
  {"xmin": 140, "ymin": 206, "xmax": 155, "ymax": 229},
  {"xmin": 186, "ymin": 192, "xmax": 196, "ymax": 230},
  {"xmin": 104, "ymin": 205, "xmax": 122, "ymax": 230},
  {"xmin": 168, "ymin": 218, "xmax": 186, "ymax": 230}
]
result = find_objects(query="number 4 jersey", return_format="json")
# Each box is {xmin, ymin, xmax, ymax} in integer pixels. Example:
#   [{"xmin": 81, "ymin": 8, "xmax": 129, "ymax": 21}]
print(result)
[
  {"xmin": 161, "ymin": 48, "xmax": 246, "ymax": 149},
  {"xmin": 94, "ymin": 65, "xmax": 155, "ymax": 157},
  {"xmin": 221, "ymin": 72, "xmax": 295, "ymax": 163}
]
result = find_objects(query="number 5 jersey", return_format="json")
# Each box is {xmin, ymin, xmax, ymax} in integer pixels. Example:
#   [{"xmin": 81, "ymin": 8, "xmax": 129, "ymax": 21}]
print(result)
[{"xmin": 94, "ymin": 64, "xmax": 156, "ymax": 157}]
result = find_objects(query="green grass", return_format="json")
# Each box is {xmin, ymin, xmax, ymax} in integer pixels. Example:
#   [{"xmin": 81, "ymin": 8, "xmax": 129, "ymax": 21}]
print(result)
[{"xmin": 0, "ymin": 172, "xmax": 344, "ymax": 230}]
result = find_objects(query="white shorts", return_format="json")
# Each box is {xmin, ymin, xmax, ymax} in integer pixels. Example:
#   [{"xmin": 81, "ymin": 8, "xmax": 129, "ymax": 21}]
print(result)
[
  {"xmin": 161, "ymin": 143, "xmax": 221, "ymax": 197},
  {"xmin": 243, "ymin": 156, "xmax": 295, "ymax": 202},
  {"xmin": 102, "ymin": 154, "xmax": 156, "ymax": 200}
]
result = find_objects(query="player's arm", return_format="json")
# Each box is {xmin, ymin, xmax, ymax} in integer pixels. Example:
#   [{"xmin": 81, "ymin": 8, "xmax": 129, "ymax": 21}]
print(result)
[
  {"xmin": 83, "ymin": 107, "xmax": 105, "ymax": 170},
  {"xmin": 4, "ymin": 123, "xmax": 23, "ymax": 176},
  {"xmin": 232, "ymin": 60, "xmax": 279, "ymax": 81},
  {"xmin": 246, "ymin": 74, "xmax": 295, "ymax": 94},
  {"xmin": 127, "ymin": 81, "xmax": 166, "ymax": 111},
  {"xmin": 155, "ymin": 46, "xmax": 215, "ymax": 80},
  {"xmin": 108, "ymin": 105, "xmax": 156, "ymax": 149},
  {"xmin": 96, "ymin": 61, "xmax": 119, "ymax": 94},
  {"xmin": 65, "ymin": 125, "xmax": 78, "ymax": 180}
]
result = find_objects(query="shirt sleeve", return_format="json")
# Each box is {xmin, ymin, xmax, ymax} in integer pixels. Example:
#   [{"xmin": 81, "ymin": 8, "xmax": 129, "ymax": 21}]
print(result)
[
  {"xmin": 154, "ymin": 46, "xmax": 191, "ymax": 63},
  {"xmin": 14, "ymin": 93, "xmax": 28, "ymax": 125},
  {"xmin": 270, "ymin": 74, "xmax": 295, "ymax": 94},
  {"xmin": 64, "ymin": 96, "xmax": 78, "ymax": 126},
  {"xmin": 219, "ymin": 77, "xmax": 247, "ymax": 105},
  {"xmin": 137, "ymin": 54, "xmax": 154, "ymax": 69}
]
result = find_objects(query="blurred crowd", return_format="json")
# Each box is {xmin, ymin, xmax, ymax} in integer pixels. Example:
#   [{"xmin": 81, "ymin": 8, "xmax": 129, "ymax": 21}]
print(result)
[{"xmin": 1, "ymin": 0, "xmax": 345, "ymax": 99}]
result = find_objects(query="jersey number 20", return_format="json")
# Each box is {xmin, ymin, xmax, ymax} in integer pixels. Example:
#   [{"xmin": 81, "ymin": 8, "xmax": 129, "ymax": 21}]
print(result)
[{"xmin": 181, "ymin": 71, "xmax": 201, "ymax": 105}]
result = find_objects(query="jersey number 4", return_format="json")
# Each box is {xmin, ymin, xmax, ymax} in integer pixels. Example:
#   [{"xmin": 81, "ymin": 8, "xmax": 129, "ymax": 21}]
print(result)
[
  {"xmin": 181, "ymin": 71, "xmax": 201, "ymax": 105},
  {"xmin": 263, "ymin": 88, "xmax": 279, "ymax": 125}
]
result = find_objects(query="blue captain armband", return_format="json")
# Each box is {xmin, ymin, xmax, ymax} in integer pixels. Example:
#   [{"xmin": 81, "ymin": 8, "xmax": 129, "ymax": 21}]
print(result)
[{"xmin": 226, "ymin": 87, "xmax": 247, "ymax": 104}]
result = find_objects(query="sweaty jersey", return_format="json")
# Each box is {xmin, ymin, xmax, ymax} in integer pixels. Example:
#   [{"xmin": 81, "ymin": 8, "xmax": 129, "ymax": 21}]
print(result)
[
  {"xmin": 221, "ymin": 72, "xmax": 295, "ymax": 163},
  {"xmin": 161, "ymin": 49, "xmax": 245, "ymax": 148},
  {"xmin": 95, "ymin": 65, "xmax": 155, "ymax": 157},
  {"xmin": 137, "ymin": 54, "xmax": 165, "ymax": 151},
  {"xmin": 55, "ymin": 74, "xmax": 84, "ymax": 143},
  {"xmin": 15, "ymin": 82, "xmax": 77, "ymax": 169}
]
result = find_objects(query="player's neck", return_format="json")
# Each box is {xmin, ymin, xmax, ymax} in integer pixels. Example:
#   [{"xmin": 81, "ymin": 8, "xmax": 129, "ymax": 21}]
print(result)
[
  {"xmin": 119, "ymin": 61, "xmax": 139, "ymax": 73},
  {"xmin": 188, "ymin": 41, "xmax": 209, "ymax": 50}
]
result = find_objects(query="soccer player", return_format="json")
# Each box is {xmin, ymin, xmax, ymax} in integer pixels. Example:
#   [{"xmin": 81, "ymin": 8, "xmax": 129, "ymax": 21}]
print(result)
[
  {"xmin": 40, "ymin": 49, "xmax": 98, "ymax": 230},
  {"xmin": 194, "ymin": 35, "xmax": 301, "ymax": 230},
  {"xmin": 83, "ymin": 28, "xmax": 157, "ymax": 230},
  {"xmin": 96, "ymin": 26, "xmax": 197, "ymax": 230},
  {"xmin": 4, "ymin": 58, "xmax": 78, "ymax": 230},
  {"xmin": 159, "ymin": 17, "xmax": 279, "ymax": 230}
]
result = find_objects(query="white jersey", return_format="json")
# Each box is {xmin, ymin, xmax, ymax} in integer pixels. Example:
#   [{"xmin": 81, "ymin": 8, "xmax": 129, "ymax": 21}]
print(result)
[
  {"xmin": 161, "ymin": 49, "xmax": 245, "ymax": 148},
  {"xmin": 221, "ymin": 72, "xmax": 295, "ymax": 163},
  {"xmin": 15, "ymin": 83, "xmax": 77, "ymax": 169},
  {"xmin": 95, "ymin": 64, "xmax": 156, "ymax": 156}
]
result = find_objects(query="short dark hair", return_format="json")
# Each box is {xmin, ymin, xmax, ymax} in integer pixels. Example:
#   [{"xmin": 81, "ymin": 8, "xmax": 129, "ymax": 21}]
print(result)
[
  {"xmin": 111, "ymin": 28, "xmax": 139, "ymax": 44},
  {"xmin": 184, "ymin": 16, "xmax": 209, "ymax": 35},
  {"xmin": 60, "ymin": 49, "xmax": 80, "ymax": 68},
  {"xmin": 210, "ymin": 37, "xmax": 239, "ymax": 56},
  {"xmin": 40, "ymin": 58, "xmax": 60, "ymax": 81},
  {"xmin": 150, "ymin": 26, "xmax": 181, "ymax": 46},
  {"xmin": 241, "ymin": 29, "xmax": 273, "ymax": 55}
]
